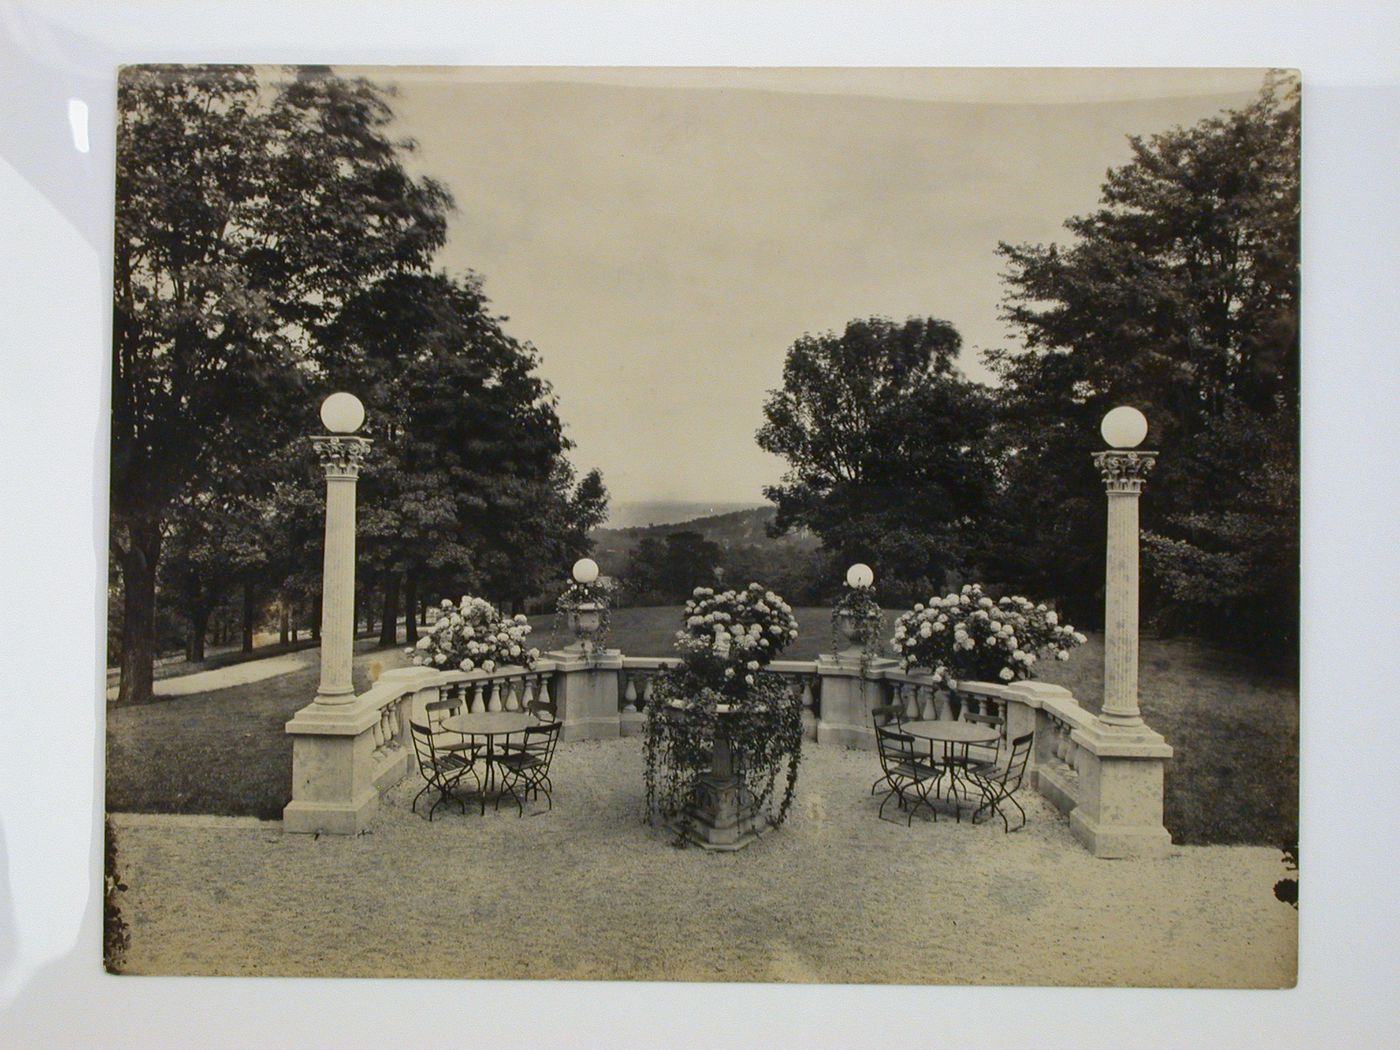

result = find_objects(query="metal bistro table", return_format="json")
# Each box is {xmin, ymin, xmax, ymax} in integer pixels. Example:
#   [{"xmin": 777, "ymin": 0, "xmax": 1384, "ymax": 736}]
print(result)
[
  {"xmin": 898, "ymin": 720, "xmax": 1000, "ymax": 822},
  {"xmin": 440, "ymin": 710, "xmax": 532, "ymax": 814}
]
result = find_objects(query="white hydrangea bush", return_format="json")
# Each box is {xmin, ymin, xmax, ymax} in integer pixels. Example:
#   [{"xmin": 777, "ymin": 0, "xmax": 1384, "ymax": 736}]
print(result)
[
  {"xmin": 404, "ymin": 595, "xmax": 539, "ymax": 673},
  {"xmin": 673, "ymin": 583, "xmax": 800, "ymax": 686},
  {"xmin": 891, "ymin": 583, "xmax": 1086, "ymax": 686}
]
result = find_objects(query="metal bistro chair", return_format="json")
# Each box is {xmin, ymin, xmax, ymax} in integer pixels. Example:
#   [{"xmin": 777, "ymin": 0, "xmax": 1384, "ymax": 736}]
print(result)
[
  {"xmin": 425, "ymin": 689, "xmax": 480, "ymax": 760},
  {"xmin": 868, "ymin": 703, "xmax": 907, "ymax": 798},
  {"xmin": 967, "ymin": 732, "xmax": 1034, "ymax": 832},
  {"xmin": 497, "ymin": 720, "xmax": 562, "ymax": 816},
  {"xmin": 875, "ymin": 725, "xmax": 942, "ymax": 826},
  {"xmin": 409, "ymin": 720, "xmax": 480, "ymax": 821}
]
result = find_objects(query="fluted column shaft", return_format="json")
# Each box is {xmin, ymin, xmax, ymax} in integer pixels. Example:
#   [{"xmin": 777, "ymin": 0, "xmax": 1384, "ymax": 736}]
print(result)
[
  {"xmin": 1092, "ymin": 450, "xmax": 1156, "ymax": 728},
  {"xmin": 311, "ymin": 435, "xmax": 371, "ymax": 703}
]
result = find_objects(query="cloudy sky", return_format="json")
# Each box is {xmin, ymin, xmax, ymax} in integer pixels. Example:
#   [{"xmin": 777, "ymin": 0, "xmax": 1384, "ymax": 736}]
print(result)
[{"xmin": 380, "ymin": 67, "xmax": 1264, "ymax": 506}]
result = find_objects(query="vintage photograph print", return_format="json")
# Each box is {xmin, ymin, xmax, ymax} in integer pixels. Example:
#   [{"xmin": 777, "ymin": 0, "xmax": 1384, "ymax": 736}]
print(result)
[{"xmin": 105, "ymin": 65, "xmax": 1298, "ymax": 985}]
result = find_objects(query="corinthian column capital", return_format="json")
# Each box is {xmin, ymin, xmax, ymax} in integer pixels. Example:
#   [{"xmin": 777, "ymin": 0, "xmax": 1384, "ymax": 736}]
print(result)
[
  {"xmin": 1092, "ymin": 450, "xmax": 1157, "ymax": 494},
  {"xmin": 311, "ymin": 435, "xmax": 373, "ymax": 480}
]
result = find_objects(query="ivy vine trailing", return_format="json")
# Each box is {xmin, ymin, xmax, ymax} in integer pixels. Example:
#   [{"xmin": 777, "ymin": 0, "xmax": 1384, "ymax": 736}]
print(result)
[
  {"xmin": 831, "ymin": 580, "xmax": 886, "ymax": 672},
  {"xmin": 642, "ymin": 584, "xmax": 805, "ymax": 847}
]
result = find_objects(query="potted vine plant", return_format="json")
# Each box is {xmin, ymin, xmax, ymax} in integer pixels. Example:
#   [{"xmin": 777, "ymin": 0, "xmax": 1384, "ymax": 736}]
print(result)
[
  {"xmin": 890, "ymin": 583, "xmax": 1086, "ymax": 716},
  {"xmin": 643, "ymin": 583, "xmax": 804, "ymax": 848},
  {"xmin": 830, "ymin": 562, "xmax": 885, "ymax": 667}
]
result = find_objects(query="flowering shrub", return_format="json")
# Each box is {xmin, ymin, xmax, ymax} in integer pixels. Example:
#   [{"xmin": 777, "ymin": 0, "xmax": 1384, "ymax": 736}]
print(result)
[
  {"xmin": 405, "ymin": 595, "xmax": 539, "ymax": 673},
  {"xmin": 673, "ymin": 583, "xmax": 800, "ymax": 687},
  {"xmin": 891, "ymin": 583, "xmax": 1087, "ymax": 686}
]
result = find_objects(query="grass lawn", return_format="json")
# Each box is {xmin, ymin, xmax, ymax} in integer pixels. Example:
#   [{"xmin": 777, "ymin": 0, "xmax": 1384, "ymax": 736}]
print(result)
[{"xmin": 105, "ymin": 608, "xmax": 1298, "ymax": 846}]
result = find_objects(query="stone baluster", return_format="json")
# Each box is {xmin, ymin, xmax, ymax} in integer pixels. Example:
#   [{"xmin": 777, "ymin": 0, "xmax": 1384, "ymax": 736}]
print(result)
[
  {"xmin": 622, "ymin": 674, "xmax": 639, "ymax": 714},
  {"xmin": 799, "ymin": 676, "xmax": 817, "ymax": 737},
  {"xmin": 901, "ymin": 683, "xmax": 917, "ymax": 721},
  {"xmin": 486, "ymin": 679, "xmax": 501, "ymax": 712},
  {"xmin": 538, "ymin": 672, "xmax": 553, "ymax": 709},
  {"xmin": 641, "ymin": 674, "xmax": 656, "ymax": 712},
  {"xmin": 503, "ymin": 676, "xmax": 520, "ymax": 712},
  {"xmin": 471, "ymin": 680, "xmax": 486, "ymax": 714}
]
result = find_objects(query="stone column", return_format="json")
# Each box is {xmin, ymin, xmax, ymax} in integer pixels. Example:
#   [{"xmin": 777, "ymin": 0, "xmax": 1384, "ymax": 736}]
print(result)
[
  {"xmin": 1092, "ymin": 449, "xmax": 1156, "ymax": 727},
  {"xmin": 311, "ymin": 434, "xmax": 371, "ymax": 703}
]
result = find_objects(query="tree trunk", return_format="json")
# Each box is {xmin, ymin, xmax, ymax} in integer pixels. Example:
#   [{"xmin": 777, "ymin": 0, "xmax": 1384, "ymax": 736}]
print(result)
[
  {"xmin": 116, "ymin": 519, "xmax": 162, "ymax": 705},
  {"xmin": 187, "ymin": 605, "xmax": 211, "ymax": 664},
  {"xmin": 279, "ymin": 599, "xmax": 290, "ymax": 645},
  {"xmin": 241, "ymin": 581, "xmax": 255, "ymax": 654},
  {"xmin": 378, "ymin": 574, "xmax": 400, "ymax": 647},
  {"xmin": 312, "ymin": 592, "xmax": 321, "ymax": 642},
  {"xmin": 404, "ymin": 575, "xmax": 419, "ymax": 644}
]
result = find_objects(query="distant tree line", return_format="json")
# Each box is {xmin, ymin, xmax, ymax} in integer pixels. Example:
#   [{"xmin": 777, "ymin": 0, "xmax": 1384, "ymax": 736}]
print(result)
[
  {"xmin": 109, "ymin": 66, "xmax": 606, "ymax": 703},
  {"xmin": 757, "ymin": 75, "xmax": 1299, "ymax": 661}
]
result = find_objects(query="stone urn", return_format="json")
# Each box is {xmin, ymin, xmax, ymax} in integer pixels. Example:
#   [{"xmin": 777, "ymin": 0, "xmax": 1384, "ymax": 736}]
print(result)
[
  {"xmin": 568, "ymin": 601, "xmax": 603, "ymax": 650},
  {"xmin": 833, "ymin": 608, "xmax": 881, "ymax": 658}
]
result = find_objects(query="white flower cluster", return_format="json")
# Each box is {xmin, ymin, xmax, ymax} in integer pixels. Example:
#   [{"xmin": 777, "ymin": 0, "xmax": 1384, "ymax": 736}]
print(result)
[
  {"xmin": 674, "ymin": 582, "xmax": 799, "ymax": 684},
  {"xmin": 891, "ymin": 583, "xmax": 1086, "ymax": 686},
  {"xmin": 403, "ymin": 595, "xmax": 539, "ymax": 673}
]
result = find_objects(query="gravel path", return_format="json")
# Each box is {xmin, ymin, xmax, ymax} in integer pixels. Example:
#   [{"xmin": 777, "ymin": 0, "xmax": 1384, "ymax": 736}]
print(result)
[{"xmin": 110, "ymin": 738, "xmax": 1296, "ymax": 986}]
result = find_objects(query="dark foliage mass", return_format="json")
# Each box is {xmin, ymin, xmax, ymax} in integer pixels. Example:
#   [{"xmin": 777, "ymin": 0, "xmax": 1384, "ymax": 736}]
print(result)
[
  {"xmin": 110, "ymin": 66, "xmax": 606, "ymax": 701},
  {"xmin": 760, "ymin": 76, "xmax": 1299, "ymax": 660}
]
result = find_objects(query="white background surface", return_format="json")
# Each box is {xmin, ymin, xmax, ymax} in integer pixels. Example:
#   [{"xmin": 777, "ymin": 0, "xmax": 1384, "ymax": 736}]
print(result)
[{"xmin": 1, "ymin": 1, "xmax": 1397, "ymax": 1046}]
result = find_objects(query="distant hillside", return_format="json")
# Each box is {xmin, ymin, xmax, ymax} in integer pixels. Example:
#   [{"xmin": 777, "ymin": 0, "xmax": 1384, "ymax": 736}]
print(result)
[
  {"xmin": 606, "ymin": 500, "xmax": 768, "ymax": 529},
  {"xmin": 591, "ymin": 506, "xmax": 818, "ymax": 554}
]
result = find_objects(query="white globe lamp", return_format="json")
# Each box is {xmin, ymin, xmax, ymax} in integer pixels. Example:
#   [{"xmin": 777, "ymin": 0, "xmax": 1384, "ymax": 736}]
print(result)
[
  {"xmin": 1100, "ymin": 406, "xmax": 1148, "ymax": 449},
  {"xmin": 846, "ymin": 563, "xmax": 874, "ymax": 588},
  {"xmin": 572, "ymin": 558, "xmax": 600, "ymax": 585},
  {"xmin": 320, "ymin": 392, "xmax": 366, "ymax": 435}
]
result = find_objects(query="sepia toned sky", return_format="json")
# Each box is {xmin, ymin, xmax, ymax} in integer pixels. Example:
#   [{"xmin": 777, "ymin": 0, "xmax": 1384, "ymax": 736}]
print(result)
[{"xmin": 378, "ymin": 67, "xmax": 1265, "ymax": 505}]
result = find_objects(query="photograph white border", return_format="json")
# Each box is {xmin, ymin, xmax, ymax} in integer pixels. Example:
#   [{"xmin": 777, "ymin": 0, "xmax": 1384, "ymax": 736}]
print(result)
[{"xmin": 2, "ymin": 1, "xmax": 1397, "ymax": 1046}]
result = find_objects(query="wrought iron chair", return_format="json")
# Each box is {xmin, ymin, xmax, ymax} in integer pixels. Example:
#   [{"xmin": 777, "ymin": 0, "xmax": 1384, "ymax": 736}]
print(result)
[
  {"xmin": 425, "ymin": 691, "xmax": 479, "ymax": 759},
  {"xmin": 875, "ymin": 725, "xmax": 942, "ymax": 825},
  {"xmin": 497, "ymin": 720, "xmax": 562, "ymax": 816},
  {"xmin": 967, "ymin": 732, "xmax": 1034, "ymax": 832},
  {"xmin": 869, "ymin": 703, "xmax": 907, "ymax": 797},
  {"xmin": 409, "ymin": 720, "xmax": 479, "ymax": 821}
]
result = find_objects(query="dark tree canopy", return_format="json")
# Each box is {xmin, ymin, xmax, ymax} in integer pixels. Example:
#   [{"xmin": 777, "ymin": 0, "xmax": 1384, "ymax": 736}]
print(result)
[
  {"xmin": 109, "ymin": 65, "xmax": 611, "ymax": 700},
  {"xmin": 757, "ymin": 316, "xmax": 999, "ymax": 602},
  {"xmin": 990, "ymin": 74, "xmax": 1299, "ymax": 648}
]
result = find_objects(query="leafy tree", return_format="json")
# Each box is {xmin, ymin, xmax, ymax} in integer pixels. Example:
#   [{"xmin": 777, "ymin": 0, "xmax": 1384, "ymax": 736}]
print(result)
[
  {"xmin": 624, "ymin": 532, "xmax": 722, "ymax": 603},
  {"xmin": 757, "ymin": 316, "xmax": 999, "ymax": 603},
  {"xmin": 991, "ymin": 73, "xmax": 1299, "ymax": 649},
  {"xmin": 111, "ymin": 65, "xmax": 450, "ymax": 701}
]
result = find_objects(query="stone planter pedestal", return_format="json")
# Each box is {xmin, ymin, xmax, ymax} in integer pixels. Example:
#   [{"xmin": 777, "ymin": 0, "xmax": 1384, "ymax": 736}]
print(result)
[{"xmin": 677, "ymin": 725, "xmax": 764, "ymax": 852}]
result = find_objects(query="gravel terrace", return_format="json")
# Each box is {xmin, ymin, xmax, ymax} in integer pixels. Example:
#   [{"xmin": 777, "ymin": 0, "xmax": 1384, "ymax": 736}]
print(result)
[{"xmin": 110, "ymin": 737, "xmax": 1296, "ymax": 986}]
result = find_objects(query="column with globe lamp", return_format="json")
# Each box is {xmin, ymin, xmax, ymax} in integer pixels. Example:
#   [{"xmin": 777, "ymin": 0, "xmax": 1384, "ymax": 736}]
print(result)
[
  {"xmin": 310, "ymin": 393, "xmax": 372, "ymax": 703},
  {"xmin": 1092, "ymin": 406, "xmax": 1155, "ymax": 728},
  {"xmin": 285, "ymin": 393, "xmax": 427, "ymax": 836}
]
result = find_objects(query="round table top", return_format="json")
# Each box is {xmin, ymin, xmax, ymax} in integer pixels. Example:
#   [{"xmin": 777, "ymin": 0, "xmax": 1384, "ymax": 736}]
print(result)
[
  {"xmin": 441, "ymin": 711, "xmax": 532, "ymax": 736},
  {"xmin": 898, "ymin": 720, "xmax": 1000, "ymax": 744}
]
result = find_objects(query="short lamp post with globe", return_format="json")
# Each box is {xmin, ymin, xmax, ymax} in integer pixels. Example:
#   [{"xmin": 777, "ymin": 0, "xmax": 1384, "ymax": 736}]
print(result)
[{"xmin": 1092, "ymin": 406, "xmax": 1156, "ymax": 728}]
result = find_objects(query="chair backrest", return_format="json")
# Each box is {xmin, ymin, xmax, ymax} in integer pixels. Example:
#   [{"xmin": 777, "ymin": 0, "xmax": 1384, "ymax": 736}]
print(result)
[
  {"xmin": 1002, "ymin": 732, "xmax": 1034, "ymax": 789},
  {"xmin": 409, "ymin": 720, "xmax": 439, "ymax": 769},
  {"xmin": 526, "ymin": 698, "xmax": 557, "ymax": 722},
  {"xmin": 875, "ymin": 725, "xmax": 920, "ymax": 771},
  {"xmin": 870, "ymin": 704, "xmax": 903, "ymax": 729},
  {"xmin": 521, "ymin": 720, "xmax": 562, "ymax": 767},
  {"xmin": 424, "ymin": 697, "xmax": 462, "ymax": 731}
]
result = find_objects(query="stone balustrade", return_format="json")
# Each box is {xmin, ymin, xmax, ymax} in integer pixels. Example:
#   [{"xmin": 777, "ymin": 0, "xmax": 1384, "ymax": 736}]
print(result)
[{"xmin": 284, "ymin": 648, "xmax": 1172, "ymax": 857}]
